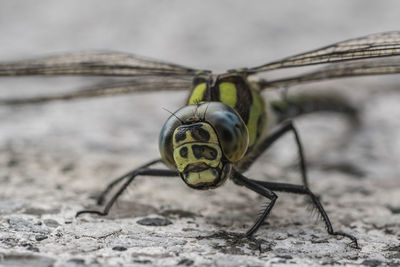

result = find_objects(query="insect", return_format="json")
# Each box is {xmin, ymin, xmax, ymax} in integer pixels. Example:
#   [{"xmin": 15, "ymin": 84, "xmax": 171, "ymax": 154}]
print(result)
[{"xmin": 2, "ymin": 31, "xmax": 400, "ymax": 249}]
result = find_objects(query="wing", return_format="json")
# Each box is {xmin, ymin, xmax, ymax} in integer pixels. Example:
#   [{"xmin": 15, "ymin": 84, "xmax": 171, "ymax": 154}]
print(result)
[
  {"xmin": 0, "ymin": 51, "xmax": 202, "ymax": 105},
  {"xmin": 0, "ymin": 75, "xmax": 193, "ymax": 105},
  {"xmin": 0, "ymin": 51, "xmax": 204, "ymax": 76},
  {"xmin": 259, "ymin": 56, "xmax": 400, "ymax": 89},
  {"xmin": 247, "ymin": 31, "xmax": 400, "ymax": 73}
]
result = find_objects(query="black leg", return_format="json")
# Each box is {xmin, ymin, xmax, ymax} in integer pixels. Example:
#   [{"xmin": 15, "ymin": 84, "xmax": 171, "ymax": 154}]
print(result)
[
  {"xmin": 96, "ymin": 159, "xmax": 163, "ymax": 205},
  {"xmin": 232, "ymin": 170, "xmax": 277, "ymax": 236},
  {"xmin": 76, "ymin": 168, "xmax": 179, "ymax": 217},
  {"xmin": 249, "ymin": 179, "xmax": 359, "ymax": 248},
  {"xmin": 237, "ymin": 120, "xmax": 309, "ymax": 188}
]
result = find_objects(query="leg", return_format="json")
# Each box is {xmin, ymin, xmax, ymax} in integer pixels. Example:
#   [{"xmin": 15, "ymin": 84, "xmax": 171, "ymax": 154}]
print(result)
[
  {"xmin": 238, "ymin": 120, "xmax": 309, "ymax": 188},
  {"xmin": 76, "ymin": 168, "xmax": 179, "ymax": 217},
  {"xmin": 231, "ymin": 170, "xmax": 277, "ymax": 236},
  {"xmin": 250, "ymin": 179, "xmax": 359, "ymax": 248},
  {"xmin": 96, "ymin": 159, "xmax": 163, "ymax": 205}
]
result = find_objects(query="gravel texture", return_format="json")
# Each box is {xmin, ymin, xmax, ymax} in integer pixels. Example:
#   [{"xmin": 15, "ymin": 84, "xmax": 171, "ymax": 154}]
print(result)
[{"xmin": 0, "ymin": 1, "xmax": 400, "ymax": 266}]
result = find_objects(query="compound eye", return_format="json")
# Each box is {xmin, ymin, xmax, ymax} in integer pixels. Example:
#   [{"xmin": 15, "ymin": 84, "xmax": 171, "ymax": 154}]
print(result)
[
  {"xmin": 159, "ymin": 105, "xmax": 201, "ymax": 169},
  {"xmin": 159, "ymin": 116, "xmax": 180, "ymax": 168},
  {"xmin": 202, "ymin": 103, "xmax": 249, "ymax": 162}
]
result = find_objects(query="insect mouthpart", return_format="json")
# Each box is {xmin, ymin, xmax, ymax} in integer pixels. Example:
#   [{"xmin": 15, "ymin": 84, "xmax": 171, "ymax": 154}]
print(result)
[
  {"xmin": 180, "ymin": 161, "xmax": 226, "ymax": 190},
  {"xmin": 184, "ymin": 162, "xmax": 210, "ymax": 172}
]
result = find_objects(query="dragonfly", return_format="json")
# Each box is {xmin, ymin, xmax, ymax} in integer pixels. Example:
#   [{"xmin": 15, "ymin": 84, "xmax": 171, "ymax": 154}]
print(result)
[{"xmin": 2, "ymin": 31, "xmax": 400, "ymax": 249}]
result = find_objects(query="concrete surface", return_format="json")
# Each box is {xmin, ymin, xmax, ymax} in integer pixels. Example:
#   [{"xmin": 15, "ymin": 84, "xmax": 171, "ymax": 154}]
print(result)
[{"xmin": 0, "ymin": 1, "xmax": 400, "ymax": 266}]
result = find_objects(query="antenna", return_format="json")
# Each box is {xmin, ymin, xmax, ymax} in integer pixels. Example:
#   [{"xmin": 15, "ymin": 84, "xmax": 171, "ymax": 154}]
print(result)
[{"xmin": 162, "ymin": 107, "xmax": 184, "ymax": 124}]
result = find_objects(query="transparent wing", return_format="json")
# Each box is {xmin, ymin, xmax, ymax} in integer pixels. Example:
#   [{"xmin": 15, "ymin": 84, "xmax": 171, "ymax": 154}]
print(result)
[
  {"xmin": 0, "ymin": 75, "xmax": 192, "ymax": 105},
  {"xmin": 0, "ymin": 51, "xmax": 203, "ymax": 76},
  {"xmin": 259, "ymin": 56, "xmax": 400, "ymax": 89},
  {"xmin": 248, "ymin": 31, "xmax": 400, "ymax": 73}
]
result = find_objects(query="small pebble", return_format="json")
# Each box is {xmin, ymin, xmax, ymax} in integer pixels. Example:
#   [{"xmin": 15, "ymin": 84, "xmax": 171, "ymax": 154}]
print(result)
[
  {"xmin": 112, "ymin": 246, "xmax": 127, "ymax": 251},
  {"xmin": 136, "ymin": 217, "xmax": 172, "ymax": 226},
  {"xmin": 68, "ymin": 258, "xmax": 85, "ymax": 264},
  {"xmin": 276, "ymin": 255, "xmax": 293, "ymax": 260},
  {"xmin": 35, "ymin": 234, "xmax": 48, "ymax": 241},
  {"xmin": 361, "ymin": 259, "xmax": 383, "ymax": 267},
  {"xmin": 134, "ymin": 260, "xmax": 152, "ymax": 264},
  {"xmin": 44, "ymin": 219, "xmax": 60, "ymax": 228},
  {"xmin": 178, "ymin": 258, "xmax": 194, "ymax": 266}
]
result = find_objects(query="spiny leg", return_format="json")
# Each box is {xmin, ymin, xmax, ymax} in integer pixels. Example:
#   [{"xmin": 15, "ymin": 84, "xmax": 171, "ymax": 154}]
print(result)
[
  {"xmin": 238, "ymin": 120, "xmax": 358, "ymax": 247},
  {"xmin": 237, "ymin": 120, "xmax": 309, "ymax": 188},
  {"xmin": 231, "ymin": 170, "xmax": 277, "ymax": 236},
  {"xmin": 96, "ymin": 159, "xmax": 163, "ymax": 205},
  {"xmin": 249, "ymin": 179, "xmax": 359, "ymax": 248},
  {"xmin": 76, "ymin": 168, "xmax": 179, "ymax": 217}
]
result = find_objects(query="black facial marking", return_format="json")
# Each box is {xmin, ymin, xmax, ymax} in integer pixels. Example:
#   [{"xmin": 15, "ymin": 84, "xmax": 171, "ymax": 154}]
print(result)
[
  {"xmin": 175, "ymin": 128, "xmax": 187, "ymax": 143},
  {"xmin": 175, "ymin": 123, "xmax": 211, "ymax": 144},
  {"xmin": 192, "ymin": 145, "xmax": 218, "ymax": 160},
  {"xmin": 203, "ymin": 146, "xmax": 218, "ymax": 160},
  {"xmin": 192, "ymin": 145, "xmax": 203, "ymax": 159},
  {"xmin": 191, "ymin": 127, "xmax": 210, "ymax": 142},
  {"xmin": 179, "ymin": 147, "xmax": 188, "ymax": 158}
]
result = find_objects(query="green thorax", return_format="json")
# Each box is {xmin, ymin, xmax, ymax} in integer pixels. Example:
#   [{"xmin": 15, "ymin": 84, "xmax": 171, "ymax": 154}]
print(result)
[{"xmin": 187, "ymin": 72, "xmax": 268, "ymax": 151}]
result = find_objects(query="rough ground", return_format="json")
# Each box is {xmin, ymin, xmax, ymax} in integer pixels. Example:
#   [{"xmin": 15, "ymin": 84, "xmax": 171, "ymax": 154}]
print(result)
[{"xmin": 0, "ymin": 1, "xmax": 400, "ymax": 266}]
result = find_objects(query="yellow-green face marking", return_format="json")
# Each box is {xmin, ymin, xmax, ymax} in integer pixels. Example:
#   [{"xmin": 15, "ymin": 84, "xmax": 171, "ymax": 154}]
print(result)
[{"xmin": 172, "ymin": 122, "xmax": 224, "ymax": 188}]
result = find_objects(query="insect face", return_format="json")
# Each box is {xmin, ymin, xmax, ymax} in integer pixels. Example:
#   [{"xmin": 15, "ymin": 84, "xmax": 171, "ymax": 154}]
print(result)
[
  {"xmin": 172, "ymin": 122, "xmax": 225, "ymax": 189},
  {"xmin": 159, "ymin": 102, "xmax": 248, "ymax": 189}
]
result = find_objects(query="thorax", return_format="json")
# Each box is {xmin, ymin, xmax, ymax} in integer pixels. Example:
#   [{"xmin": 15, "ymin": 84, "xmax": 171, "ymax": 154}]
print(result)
[{"xmin": 187, "ymin": 72, "xmax": 270, "ymax": 151}]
